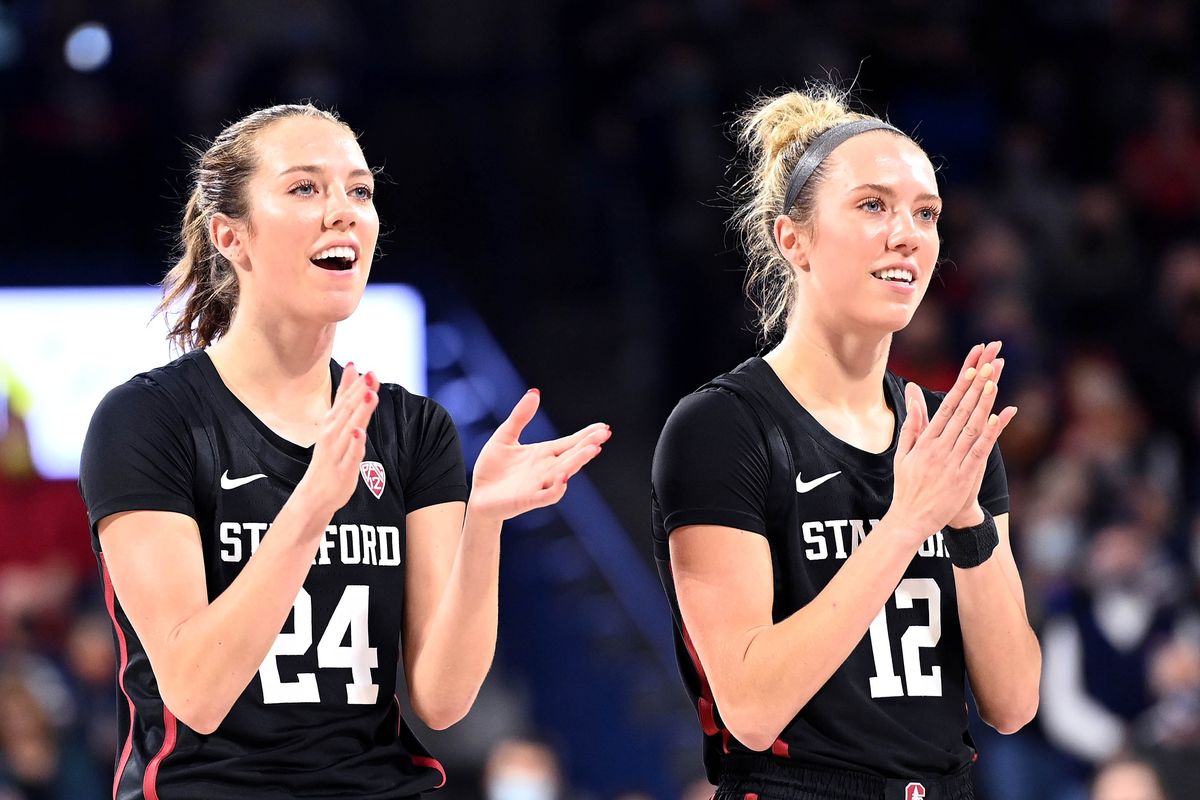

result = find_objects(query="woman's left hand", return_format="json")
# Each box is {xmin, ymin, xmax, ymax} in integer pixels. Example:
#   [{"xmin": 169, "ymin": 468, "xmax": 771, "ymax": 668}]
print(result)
[{"xmin": 469, "ymin": 389, "xmax": 611, "ymax": 523}]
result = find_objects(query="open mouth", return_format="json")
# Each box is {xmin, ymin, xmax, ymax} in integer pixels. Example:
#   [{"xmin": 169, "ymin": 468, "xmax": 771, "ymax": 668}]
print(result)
[
  {"xmin": 871, "ymin": 268, "xmax": 914, "ymax": 286},
  {"xmin": 310, "ymin": 246, "xmax": 357, "ymax": 271}
]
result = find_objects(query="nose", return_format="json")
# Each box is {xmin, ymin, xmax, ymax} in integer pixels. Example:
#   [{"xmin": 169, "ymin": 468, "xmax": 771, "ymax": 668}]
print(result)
[
  {"xmin": 887, "ymin": 212, "xmax": 919, "ymax": 255},
  {"xmin": 323, "ymin": 189, "xmax": 356, "ymax": 231}
]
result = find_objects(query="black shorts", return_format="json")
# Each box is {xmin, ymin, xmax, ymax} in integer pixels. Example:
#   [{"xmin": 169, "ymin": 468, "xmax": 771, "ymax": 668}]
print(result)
[{"xmin": 715, "ymin": 755, "xmax": 975, "ymax": 800}]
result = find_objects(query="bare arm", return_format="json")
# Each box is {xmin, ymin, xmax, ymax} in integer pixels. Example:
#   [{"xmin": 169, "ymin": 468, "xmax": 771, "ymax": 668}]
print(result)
[
  {"xmin": 670, "ymin": 342, "xmax": 1017, "ymax": 750},
  {"xmin": 670, "ymin": 516, "xmax": 925, "ymax": 751},
  {"xmin": 401, "ymin": 501, "xmax": 494, "ymax": 730},
  {"xmin": 955, "ymin": 512, "xmax": 1041, "ymax": 733},
  {"xmin": 402, "ymin": 390, "xmax": 609, "ymax": 729},
  {"xmin": 941, "ymin": 354, "xmax": 1040, "ymax": 733},
  {"xmin": 98, "ymin": 366, "xmax": 378, "ymax": 734}
]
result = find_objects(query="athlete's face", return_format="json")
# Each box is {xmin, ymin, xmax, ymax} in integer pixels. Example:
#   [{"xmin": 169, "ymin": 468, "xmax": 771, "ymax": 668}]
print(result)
[
  {"xmin": 782, "ymin": 131, "xmax": 940, "ymax": 335},
  {"xmin": 234, "ymin": 116, "xmax": 378, "ymax": 325}
]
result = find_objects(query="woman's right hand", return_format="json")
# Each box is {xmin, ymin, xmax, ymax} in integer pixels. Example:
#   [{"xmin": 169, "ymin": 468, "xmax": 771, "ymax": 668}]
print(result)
[
  {"xmin": 888, "ymin": 342, "xmax": 1018, "ymax": 544},
  {"xmin": 297, "ymin": 363, "xmax": 379, "ymax": 515}
]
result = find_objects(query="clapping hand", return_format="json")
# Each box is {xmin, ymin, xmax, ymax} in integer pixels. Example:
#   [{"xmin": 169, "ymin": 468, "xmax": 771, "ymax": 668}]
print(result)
[
  {"xmin": 300, "ymin": 363, "xmax": 378, "ymax": 514},
  {"xmin": 891, "ymin": 342, "xmax": 1018, "ymax": 539},
  {"xmin": 469, "ymin": 389, "xmax": 611, "ymax": 523}
]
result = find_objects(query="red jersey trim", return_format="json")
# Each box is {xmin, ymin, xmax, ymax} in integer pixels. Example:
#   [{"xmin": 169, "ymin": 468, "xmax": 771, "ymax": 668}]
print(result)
[
  {"xmin": 143, "ymin": 707, "xmax": 178, "ymax": 800},
  {"xmin": 412, "ymin": 756, "xmax": 447, "ymax": 789},
  {"xmin": 100, "ymin": 555, "xmax": 136, "ymax": 800},
  {"xmin": 771, "ymin": 738, "xmax": 790, "ymax": 758},
  {"xmin": 679, "ymin": 620, "xmax": 723, "ymax": 738},
  {"xmin": 394, "ymin": 695, "xmax": 446, "ymax": 789}
]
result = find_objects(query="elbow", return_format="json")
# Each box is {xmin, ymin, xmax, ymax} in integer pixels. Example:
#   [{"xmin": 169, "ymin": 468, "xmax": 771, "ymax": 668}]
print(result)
[
  {"xmin": 977, "ymin": 646, "xmax": 1042, "ymax": 735},
  {"xmin": 986, "ymin": 708, "xmax": 1036, "ymax": 736},
  {"xmin": 717, "ymin": 697, "xmax": 788, "ymax": 753},
  {"xmin": 710, "ymin": 669, "xmax": 816, "ymax": 752},
  {"xmin": 982, "ymin": 688, "xmax": 1040, "ymax": 735},
  {"xmin": 151, "ymin": 629, "xmax": 233, "ymax": 735},
  {"xmin": 160, "ymin": 690, "xmax": 228, "ymax": 736},
  {"xmin": 415, "ymin": 707, "xmax": 467, "ymax": 732},
  {"xmin": 156, "ymin": 668, "xmax": 234, "ymax": 736},
  {"xmin": 181, "ymin": 714, "xmax": 222, "ymax": 737},
  {"xmin": 729, "ymin": 727, "xmax": 781, "ymax": 754},
  {"xmin": 410, "ymin": 690, "xmax": 477, "ymax": 732}
]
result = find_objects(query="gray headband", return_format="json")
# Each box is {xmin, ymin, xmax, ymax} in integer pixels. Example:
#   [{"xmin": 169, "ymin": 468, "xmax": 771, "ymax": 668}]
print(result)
[{"xmin": 781, "ymin": 119, "xmax": 903, "ymax": 214}]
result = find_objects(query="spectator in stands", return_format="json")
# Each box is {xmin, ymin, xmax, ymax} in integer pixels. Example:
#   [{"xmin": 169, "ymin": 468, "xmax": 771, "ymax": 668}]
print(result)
[
  {"xmin": 0, "ymin": 385, "xmax": 93, "ymax": 652},
  {"xmin": 484, "ymin": 736, "xmax": 563, "ymax": 800},
  {"xmin": 0, "ymin": 662, "xmax": 104, "ymax": 799},
  {"xmin": 1132, "ymin": 634, "xmax": 1200, "ymax": 799},
  {"xmin": 1121, "ymin": 80, "xmax": 1200, "ymax": 238},
  {"xmin": 1091, "ymin": 756, "xmax": 1167, "ymax": 800},
  {"xmin": 1041, "ymin": 523, "xmax": 1186, "ymax": 767}
]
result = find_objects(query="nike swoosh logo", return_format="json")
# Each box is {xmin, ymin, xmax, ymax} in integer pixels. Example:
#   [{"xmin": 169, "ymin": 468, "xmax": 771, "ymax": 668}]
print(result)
[
  {"xmin": 796, "ymin": 471, "xmax": 841, "ymax": 493},
  {"xmin": 220, "ymin": 470, "xmax": 268, "ymax": 490}
]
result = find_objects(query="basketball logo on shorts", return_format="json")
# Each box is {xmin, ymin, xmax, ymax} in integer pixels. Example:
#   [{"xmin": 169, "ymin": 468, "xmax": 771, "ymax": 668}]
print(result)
[
  {"xmin": 905, "ymin": 782, "xmax": 926, "ymax": 800},
  {"xmin": 360, "ymin": 461, "xmax": 386, "ymax": 499}
]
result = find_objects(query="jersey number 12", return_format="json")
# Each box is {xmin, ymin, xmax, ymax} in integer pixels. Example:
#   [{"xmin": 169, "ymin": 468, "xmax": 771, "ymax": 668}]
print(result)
[
  {"xmin": 867, "ymin": 578, "xmax": 942, "ymax": 698},
  {"xmin": 259, "ymin": 585, "xmax": 379, "ymax": 704}
]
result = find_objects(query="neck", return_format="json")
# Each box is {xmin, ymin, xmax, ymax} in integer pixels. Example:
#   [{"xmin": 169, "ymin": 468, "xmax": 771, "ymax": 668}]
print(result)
[
  {"xmin": 763, "ymin": 313, "xmax": 892, "ymax": 417},
  {"xmin": 205, "ymin": 310, "xmax": 336, "ymax": 411}
]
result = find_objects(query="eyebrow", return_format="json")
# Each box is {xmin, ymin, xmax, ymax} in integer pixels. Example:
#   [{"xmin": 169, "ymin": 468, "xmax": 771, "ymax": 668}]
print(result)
[
  {"xmin": 850, "ymin": 183, "xmax": 941, "ymax": 204},
  {"xmin": 278, "ymin": 165, "xmax": 374, "ymax": 180}
]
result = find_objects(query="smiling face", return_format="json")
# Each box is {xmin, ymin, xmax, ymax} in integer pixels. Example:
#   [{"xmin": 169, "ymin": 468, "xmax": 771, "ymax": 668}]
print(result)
[
  {"xmin": 220, "ymin": 115, "xmax": 379, "ymax": 329},
  {"xmin": 780, "ymin": 130, "xmax": 941, "ymax": 336}
]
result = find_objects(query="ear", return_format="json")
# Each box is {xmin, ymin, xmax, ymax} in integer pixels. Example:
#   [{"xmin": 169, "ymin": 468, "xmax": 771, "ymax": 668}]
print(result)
[
  {"xmin": 210, "ymin": 213, "xmax": 248, "ymax": 269},
  {"xmin": 774, "ymin": 214, "xmax": 811, "ymax": 273}
]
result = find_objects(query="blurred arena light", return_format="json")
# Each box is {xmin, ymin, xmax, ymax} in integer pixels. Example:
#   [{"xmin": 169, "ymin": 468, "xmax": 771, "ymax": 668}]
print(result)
[
  {"xmin": 0, "ymin": 284, "xmax": 424, "ymax": 479},
  {"xmin": 63, "ymin": 21, "xmax": 111, "ymax": 72},
  {"xmin": 0, "ymin": 8, "xmax": 21, "ymax": 68}
]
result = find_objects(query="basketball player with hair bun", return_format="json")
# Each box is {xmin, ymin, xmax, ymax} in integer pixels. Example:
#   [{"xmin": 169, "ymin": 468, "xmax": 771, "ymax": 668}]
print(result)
[
  {"xmin": 80, "ymin": 103, "xmax": 610, "ymax": 799},
  {"xmin": 652, "ymin": 85, "xmax": 1040, "ymax": 800}
]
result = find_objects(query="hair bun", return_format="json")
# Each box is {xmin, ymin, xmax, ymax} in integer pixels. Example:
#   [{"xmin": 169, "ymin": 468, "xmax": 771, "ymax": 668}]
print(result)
[{"xmin": 741, "ymin": 87, "xmax": 862, "ymax": 164}]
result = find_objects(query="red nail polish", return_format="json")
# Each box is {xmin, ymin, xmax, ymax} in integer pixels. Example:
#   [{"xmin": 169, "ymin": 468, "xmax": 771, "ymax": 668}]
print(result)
[{"xmin": 364, "ymin": 391, "xmax": 373, "ymax": 401}]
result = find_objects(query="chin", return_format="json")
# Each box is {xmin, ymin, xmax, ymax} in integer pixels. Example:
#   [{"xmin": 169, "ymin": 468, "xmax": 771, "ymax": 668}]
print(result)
[
  {"xmin": 314, "ymin": 293, "xmax": 366, "ymax": 324},
  {"xmin": 856, "ymin": 309, "xmax": 918, "ymax": 336},
  {"xmin": 890, "ymin": 310, "xmax": 921, "ymax": 332}
]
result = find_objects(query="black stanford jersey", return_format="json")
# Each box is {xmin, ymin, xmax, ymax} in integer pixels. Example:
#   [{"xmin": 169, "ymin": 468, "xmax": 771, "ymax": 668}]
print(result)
[
  {"xmin": 79, "ymin": 350, "xmax": 467, "ymax": 800},
  {"xmin": 651, "ymin": 357, "xmax": 1008, "ymax": 785}
]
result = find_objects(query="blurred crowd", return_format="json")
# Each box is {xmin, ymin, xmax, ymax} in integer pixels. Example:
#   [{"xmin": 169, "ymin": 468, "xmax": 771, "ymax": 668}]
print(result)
[{"xmin": 2, "ymin": 1, "xmax": 1200, "ymax": 799}]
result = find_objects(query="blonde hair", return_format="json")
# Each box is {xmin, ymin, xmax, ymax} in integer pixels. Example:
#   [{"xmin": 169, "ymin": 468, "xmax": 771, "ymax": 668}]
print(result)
[
  {"xmin": 730, "ymin": 85, "xmax": 911, "ymax": 344},
  {"xmin": 157, "ymin": 104, "xmax": 352, "ymax": 351}
]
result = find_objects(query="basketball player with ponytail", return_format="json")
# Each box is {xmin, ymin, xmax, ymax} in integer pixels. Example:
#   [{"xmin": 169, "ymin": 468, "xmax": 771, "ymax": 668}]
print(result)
[
  {"xmin": 651, "ymin": 86, "xmax": 1040, "ymax": 799},
  {"xmin": 79, "ymin": 104, "xmax": 610, "ymax": 799}
]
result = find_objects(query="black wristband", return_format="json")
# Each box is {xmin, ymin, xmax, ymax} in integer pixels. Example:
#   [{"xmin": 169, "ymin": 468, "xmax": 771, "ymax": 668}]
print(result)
[{"xmin": 944, "ymin": 508, "xmax": 999, "ymax": 568}]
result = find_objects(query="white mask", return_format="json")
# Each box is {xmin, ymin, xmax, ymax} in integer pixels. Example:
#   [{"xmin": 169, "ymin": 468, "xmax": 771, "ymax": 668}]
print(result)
[{"xmin": 487, "ymin": 775, "xmax": 556, "ymax": 800}]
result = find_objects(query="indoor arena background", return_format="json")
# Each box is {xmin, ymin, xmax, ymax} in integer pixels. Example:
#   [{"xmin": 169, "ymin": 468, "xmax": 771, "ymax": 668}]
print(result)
[{"xmin": 1, "ymin": 2, "xmax": 1199, "ymax": 799}]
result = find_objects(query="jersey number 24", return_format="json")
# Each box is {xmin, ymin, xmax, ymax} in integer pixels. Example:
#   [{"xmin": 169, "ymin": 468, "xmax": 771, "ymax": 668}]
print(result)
[{"xmin": 258, "ymin": 585, "xmax": 379, "ymax": 704}]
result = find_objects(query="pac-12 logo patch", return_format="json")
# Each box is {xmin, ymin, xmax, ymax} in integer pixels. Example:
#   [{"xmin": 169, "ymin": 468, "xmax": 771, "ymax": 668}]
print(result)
[
  {"xmin": 905, "ymin": 783, "xmax": 926, "ymax": 800},
  {"xmin": 360, "ymin": 461, "xmax": 386, "ymax": 499}
]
